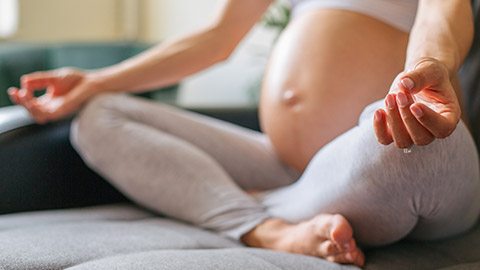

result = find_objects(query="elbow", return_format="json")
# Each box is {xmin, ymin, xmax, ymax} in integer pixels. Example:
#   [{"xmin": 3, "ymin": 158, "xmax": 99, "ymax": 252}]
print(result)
[
  {"xmin": 212, "ymin": 32, "xmax": 237, "ymax": 63},
  {"xmin": 207, "ymin": 23, "xmax": 241, "ymax": 63},
  {"xmin": 217, "ymin": 45, "xmax": 235, "ymax": 62}
]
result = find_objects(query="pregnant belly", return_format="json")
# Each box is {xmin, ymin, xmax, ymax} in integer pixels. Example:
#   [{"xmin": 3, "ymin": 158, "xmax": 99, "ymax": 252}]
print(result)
[{"xmin": 258, "ymin": 9, "xmax": 408, "ymax": 172}]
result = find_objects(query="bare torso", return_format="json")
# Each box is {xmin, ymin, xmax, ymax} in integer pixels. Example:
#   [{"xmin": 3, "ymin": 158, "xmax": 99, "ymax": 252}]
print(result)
[{"xmin": 259, "ymin": 9, "xmax": 409, "ymax": 172}]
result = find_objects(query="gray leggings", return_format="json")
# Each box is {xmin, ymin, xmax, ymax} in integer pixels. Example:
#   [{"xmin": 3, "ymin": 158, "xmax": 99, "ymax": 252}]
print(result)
[{"xmin": 71, "ymin": 94, "xmax": 480, "ymax": 246}]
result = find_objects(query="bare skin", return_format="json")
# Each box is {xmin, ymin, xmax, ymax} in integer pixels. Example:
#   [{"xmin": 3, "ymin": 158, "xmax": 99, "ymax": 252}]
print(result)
[
  {"xmin": 373, "ymin": 0, "xmax": 473, "ymax": 147},
  {"xmin": 242, "ymin": 9, "xmax": 409, "ymax": 267},
  {"xmin": 259, "ymin": 9, "xmax": 408, "ymax": 172},
  {"xmin": 241, "ymin": 214, "xmax": 365, "ymax": 266},
  {"xmin": 7, "ymin": 0, "xmax": 473, "ymax": 267}
]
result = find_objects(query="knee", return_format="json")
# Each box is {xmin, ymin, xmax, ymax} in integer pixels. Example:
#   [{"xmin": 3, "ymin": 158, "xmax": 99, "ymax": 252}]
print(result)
[
  {"xmin": 75, "ymin": 93, "xmax": 119, "ymax": 131},
  {"xmin": 81, "ymin": 92, "xmax": 125, "ymax": 119},
  {"xmin": 70, "ymin": 93, "xmax": 125, "ymax": 159}
]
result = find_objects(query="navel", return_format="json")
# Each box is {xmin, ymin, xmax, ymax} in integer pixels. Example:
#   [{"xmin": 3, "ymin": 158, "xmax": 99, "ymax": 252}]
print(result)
[{"xmin": 282, "ymin": 89, "xmax": 300, "ymax": 107}]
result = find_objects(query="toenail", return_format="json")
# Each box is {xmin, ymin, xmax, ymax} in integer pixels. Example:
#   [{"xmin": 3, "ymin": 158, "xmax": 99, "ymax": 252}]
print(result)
[
  {"xmin": 342, "ymin": 242, "xmax": 351, "ymax": 249},
  {"xmin": 345, "ymin": 252, "xmax": 355, "ymax": 262}
]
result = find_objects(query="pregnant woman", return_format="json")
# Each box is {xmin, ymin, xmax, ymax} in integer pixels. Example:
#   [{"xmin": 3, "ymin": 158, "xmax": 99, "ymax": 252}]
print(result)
[{"xmin": 8, "ymin": 0, "xmax": 480, "ymax": 267}]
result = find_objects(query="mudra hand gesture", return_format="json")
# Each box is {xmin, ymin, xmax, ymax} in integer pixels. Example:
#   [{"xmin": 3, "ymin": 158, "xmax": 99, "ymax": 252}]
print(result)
[
  {"xmin": 8, "ymin": 68, "xmax": 92, "ymax": 124},
  {"xmin": 374, "ymin": 58, "xmax": 461, "ymax": 148}
]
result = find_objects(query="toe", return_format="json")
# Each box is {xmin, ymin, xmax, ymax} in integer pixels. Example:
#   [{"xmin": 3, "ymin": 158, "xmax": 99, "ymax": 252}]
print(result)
[
  {"xmin": 340, "ymin": 239, "xmax": 357, "ymax": 252},
  {"xmin": 317, "ymin": 240, "xmax": 342, "ymax": 257},
  {"xmin": 330, "ymin": 215, "xmax": 354, "ymax": 246},
  {"xmin": 326, "ymin": 249, "xmax": 365, "ymax": 268},
  {"xmin": 317, "ymin": 238, "xmax": 357, "ymax": 257},
  {"xmin": 311, "ymin": 214, "xmax": 354, "ymax": 247},
  {"xmin": 356, "ymin": 249, "xmax": 366, "ymax": 267},
  {"xmin": 325, "ymin": 252, "xmax": 354, "ymax": 265}
]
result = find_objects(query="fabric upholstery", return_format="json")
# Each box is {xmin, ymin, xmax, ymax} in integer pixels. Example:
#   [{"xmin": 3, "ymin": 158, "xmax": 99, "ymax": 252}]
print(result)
[
  {"xmin": 0, "ymin": 204, "xmax": 479, "ymax": 270},
  {"xmin": 0, "ymin": 204, "xmax": 354, "ymax": 270}
]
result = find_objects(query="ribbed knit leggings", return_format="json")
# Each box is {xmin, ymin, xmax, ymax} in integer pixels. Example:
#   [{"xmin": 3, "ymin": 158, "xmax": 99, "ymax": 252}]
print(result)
[{"xmin": 71, "ymin": 94, "xmax": 480, "ymax": 246}]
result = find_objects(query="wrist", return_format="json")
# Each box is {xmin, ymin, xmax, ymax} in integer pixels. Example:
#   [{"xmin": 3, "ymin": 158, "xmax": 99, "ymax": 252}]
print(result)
[
  {"xmin": 405, "ymin": 57, "xmax": 452, "ymax": 78},
  {"xmin": 68, "ymin": 72, "xmax": 109, "ymax": 105},
  {"xmin": 84, "ymin": 71, "xmax": 117, "ymax": 95}
]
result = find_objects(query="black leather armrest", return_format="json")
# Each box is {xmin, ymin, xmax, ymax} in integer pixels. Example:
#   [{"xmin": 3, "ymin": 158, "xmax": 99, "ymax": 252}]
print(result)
[
  {"xmin": 0, "ymin": 106, "xmax": 128, "ymax": 215},
  {"xmin": 0, "ymin": 104, "xmax": 260, "ymax": 215}
]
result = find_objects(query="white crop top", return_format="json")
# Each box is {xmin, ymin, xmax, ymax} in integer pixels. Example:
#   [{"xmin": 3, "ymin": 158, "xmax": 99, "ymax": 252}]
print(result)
[{"xmin": 286, "ymin": 0, "xmax": 418, "ymax": 33}]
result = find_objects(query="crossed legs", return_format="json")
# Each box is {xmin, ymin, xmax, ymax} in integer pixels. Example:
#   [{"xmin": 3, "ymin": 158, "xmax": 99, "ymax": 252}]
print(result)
[
  {"xmin": 70, "ymin": 93, "xmax": 300, "ymax": 239},
  {"xmin": 257, "ymin": 100, "xmax": 480, "ymax": 246},
  {"xmin": 71, "ymin": 94, "xmax": 365, "ymax": 265},
  {"xmin": 71, "ymin": 94, "xmax": 480, "ymax": 267}
]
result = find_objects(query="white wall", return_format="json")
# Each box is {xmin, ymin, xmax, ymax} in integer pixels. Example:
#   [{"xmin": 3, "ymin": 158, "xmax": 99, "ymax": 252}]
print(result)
[
  {"xmin": 4, "ymin": 0, "xmax": 280, "ymax": 108},
  {"xmin": 6, "ymin": 0, "xmax": 224, "ymax": 42},
  {"xmin": 139, "ymin": 0, "xmax": 221, "ymax": 42},
  {"xmin": 140, "ymin": 0, "xmax": 279, "ymax": 108},
  {"xmin": 176, "ymin": 26, "xmax": 278, "ymax": 108},
  {"xmin": 9, "ymin": 0, "xmax": 123, "ymax": 42}
]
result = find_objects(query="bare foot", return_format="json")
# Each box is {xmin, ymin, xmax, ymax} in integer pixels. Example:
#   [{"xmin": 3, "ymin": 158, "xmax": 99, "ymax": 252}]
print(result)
[{"xmin": 241, "ymin": 214, "xmax": 365, "ymax": 267}]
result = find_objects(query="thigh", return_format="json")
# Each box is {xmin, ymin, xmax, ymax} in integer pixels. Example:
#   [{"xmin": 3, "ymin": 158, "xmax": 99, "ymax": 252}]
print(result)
[
  {"xmin": 260, "ymin": 100, "xmax": 480, "ymax": 246},
  {"xmin": 84, "ymin": 94, "xmax": 298, "ymax": 190}
]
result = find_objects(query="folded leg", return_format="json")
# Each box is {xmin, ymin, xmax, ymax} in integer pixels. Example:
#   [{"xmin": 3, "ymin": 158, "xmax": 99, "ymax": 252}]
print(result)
[
  {"xmin": 70, "ymin": 94, "xmax": 298, "ymax": 239},
  {"xmin": 260, "ymin": 100, "xmax": 480, "ymax": 246}
]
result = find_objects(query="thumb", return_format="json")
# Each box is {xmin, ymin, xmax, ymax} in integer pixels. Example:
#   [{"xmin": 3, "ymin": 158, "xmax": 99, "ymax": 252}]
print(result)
[{"xmin": 398, "ymin": 58, "xmax": 448, "ymax": 94}]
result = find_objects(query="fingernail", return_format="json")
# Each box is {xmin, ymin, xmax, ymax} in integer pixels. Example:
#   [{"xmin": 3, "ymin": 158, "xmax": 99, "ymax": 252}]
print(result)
[
  {"xmin": 374, "ymin": 110, "xmax": 382, "ymax": 122},
  {"xmin": 343, "ymin": 242, "xmax": 351, "ymax": 249},
  {"xmin": 386, "ymin": 94, "xmax": 396, "ymax": 109},
  {"xmin": 401, "ymin": 77, "xmax": 415, "ymax": 90},
  {"xmin": 397, "ymin": 92, "xmax": 408, "ymax": 107},
  {"xmin": 410, "ymin": 105, "xmax": 423, "ymax": 118}
]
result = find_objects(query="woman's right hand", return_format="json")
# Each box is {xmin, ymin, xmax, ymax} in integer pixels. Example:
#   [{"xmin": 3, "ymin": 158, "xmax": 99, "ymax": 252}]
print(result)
[
  {"xmin": 373, "ymin": 58, "xmax": 460, "ymax": 148},
  {"xmin": 8, "ymin": 67, "xmax": 98, "ymax": 123}
]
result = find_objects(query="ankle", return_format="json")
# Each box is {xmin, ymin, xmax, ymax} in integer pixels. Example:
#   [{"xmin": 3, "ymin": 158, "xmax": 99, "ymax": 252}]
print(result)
[{"xmin": 241, "ymin": 218, "xmax": 292, "ymax": 249}]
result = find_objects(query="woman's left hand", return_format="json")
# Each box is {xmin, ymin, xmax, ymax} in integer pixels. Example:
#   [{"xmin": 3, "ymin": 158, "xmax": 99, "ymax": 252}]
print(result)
[{"xmin": 373, "ymin": 58, "xmax": 461, "ymax": 148}]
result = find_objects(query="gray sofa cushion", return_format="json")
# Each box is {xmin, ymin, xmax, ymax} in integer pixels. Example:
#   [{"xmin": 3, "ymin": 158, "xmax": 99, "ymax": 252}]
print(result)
[
  {"xmin": 66, "ymin": 249, "xmax": 353, "ymax": 270},
  {"xmin": 1, "ymin": 203, "xmax": 479, "ymax": 270},
  {"xmin": 0, "ymin": 204, "xmax": 354, "ymax": 270}
]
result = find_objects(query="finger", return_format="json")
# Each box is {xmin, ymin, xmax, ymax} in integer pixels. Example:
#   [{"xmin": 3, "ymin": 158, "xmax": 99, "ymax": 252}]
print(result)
[
  {"xmin": 28, "ymin": 101, "xmax": 49, "ymax": 124},
  {"xmin": 373, "ymin": 109, "xmax": 393, "ymax": 145},
  {"xmin": 7, "ymin": 87, "xmax": 20, "ymax": 104},
  {"xmin": 385, "ymin": 93, "xmax": 412, "ymax": 148},
  {"xmin": 17, "ymin": 88, "xmax": 34, "ymax": 104},
  {"xmin": 11, "ymin": 88, "xmax": 29, "ymax": 107},
  {"xmin": 410, "ymin": 103, "xmax": 459, "ymax": 139},
  {"xmin": 398, "ymin": 58, "xmax": 447, "ymax": 94},
  {"xmin": 21, "ymin": 71, "xmax": 57, "ymax": 84},
  {"xmin": 396, "ymin": 92, "xmax": 435, "ymax": 146}
]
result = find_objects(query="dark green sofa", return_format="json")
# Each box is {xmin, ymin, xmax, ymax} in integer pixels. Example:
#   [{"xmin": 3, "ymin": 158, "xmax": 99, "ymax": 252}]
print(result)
[{"xmin": 0, "ymin": 42, "xmax": 178, "ymax": 108}]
